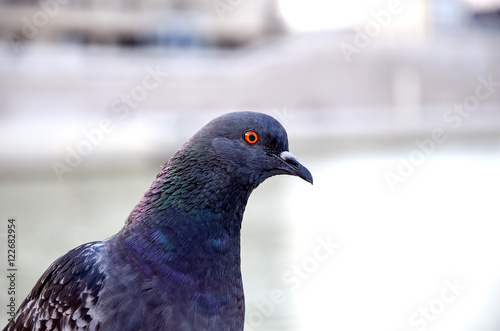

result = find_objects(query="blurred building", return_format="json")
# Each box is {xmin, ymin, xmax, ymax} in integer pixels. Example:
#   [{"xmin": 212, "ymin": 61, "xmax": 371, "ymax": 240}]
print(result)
[
  {"xmin": 0, "ymin": 0, "xmax": 499, "ymax": 173},
  {"xmin": 1, "ymin": 0, "xmax": 500, "ymax": 47},
  {"xmin": 0, "ymin": 0, "xmax": 283, "ymax": 48}
]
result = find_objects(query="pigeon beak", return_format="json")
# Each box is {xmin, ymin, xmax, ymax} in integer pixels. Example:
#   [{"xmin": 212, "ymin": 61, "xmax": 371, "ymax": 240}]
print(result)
[{"xmin": 278, "ymin": 151, "xmax": 313, "ymax": 185}]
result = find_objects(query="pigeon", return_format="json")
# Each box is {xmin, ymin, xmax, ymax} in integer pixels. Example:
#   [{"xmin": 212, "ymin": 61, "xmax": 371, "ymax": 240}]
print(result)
[{"xmin": 4, "ymin": 111, "xmax": 313, "ymax": 331}]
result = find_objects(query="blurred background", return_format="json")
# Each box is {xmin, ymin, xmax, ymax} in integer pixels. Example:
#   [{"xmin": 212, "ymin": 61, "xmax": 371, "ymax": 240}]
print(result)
[{"xmin": 1, "ymin": 0, "xmax": 500, "ymax": 330}]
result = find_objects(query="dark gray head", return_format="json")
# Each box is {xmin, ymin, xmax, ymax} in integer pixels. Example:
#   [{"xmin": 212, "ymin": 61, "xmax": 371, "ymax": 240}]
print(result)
[
  {"xmin": 188, "ymin": 111, "xmax": 313, "ymax": 187},
  {"xmin": 140, "ymin": 111, "xmax": 312, "ymax": 222}
]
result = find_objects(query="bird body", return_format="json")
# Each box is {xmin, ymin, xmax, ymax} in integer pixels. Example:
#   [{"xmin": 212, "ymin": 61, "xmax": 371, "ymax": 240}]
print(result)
[{"xmin": 4, "ymin": 112, "xmax": 312, "ymax": 331}]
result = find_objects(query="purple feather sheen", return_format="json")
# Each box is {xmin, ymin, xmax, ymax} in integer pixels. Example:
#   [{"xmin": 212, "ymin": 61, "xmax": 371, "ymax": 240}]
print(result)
[{"xmin": 4, "ymin": 112, "xmax": 312, "ymax": 331}]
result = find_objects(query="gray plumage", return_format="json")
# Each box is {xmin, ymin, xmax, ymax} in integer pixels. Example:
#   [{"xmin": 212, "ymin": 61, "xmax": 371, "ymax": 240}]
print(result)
[{"xmin": 4, "ymin": 111, "xmax": 312, "ymax": 331}]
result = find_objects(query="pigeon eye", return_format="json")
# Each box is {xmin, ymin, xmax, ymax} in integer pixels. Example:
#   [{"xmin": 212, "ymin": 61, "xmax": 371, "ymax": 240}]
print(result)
[{"xmin": 244, "ymin": 131, "xmax": 259, "ymax": 144}]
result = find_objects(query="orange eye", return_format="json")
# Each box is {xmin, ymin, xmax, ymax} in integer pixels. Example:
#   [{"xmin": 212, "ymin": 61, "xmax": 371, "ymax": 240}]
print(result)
[{"xmin": 244, "ymin": 131, "xmax": 259, "ymax": 144}]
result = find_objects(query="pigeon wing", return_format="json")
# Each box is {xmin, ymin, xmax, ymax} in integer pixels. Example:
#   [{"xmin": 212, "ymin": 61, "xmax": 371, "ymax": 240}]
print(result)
[{"xmin": 5, "ymin": 242, "xmax": 105, "ymax": 331}]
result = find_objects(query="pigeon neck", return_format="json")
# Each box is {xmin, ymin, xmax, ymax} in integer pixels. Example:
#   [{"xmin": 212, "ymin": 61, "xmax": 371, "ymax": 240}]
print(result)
[
  {"xmin": 117, "ymin": 146, "xmax": 251, "ymax": 282},
  {"xmin": 128, "ymin": 144, "xmax": 256, "ymax": 234}
]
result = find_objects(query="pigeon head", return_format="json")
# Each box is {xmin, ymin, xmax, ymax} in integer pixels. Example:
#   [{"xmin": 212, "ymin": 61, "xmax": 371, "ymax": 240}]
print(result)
[
  {"xmin": 188, "ymin": 111, "xmax": 313, "ymax": 187},
  {"xmin": 141, "ymin": 111, "xmax": 312, "ymax": 222}
]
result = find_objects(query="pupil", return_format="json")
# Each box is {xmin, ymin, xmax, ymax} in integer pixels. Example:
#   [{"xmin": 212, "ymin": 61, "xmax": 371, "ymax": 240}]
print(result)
[{"xmin": 249, "ymin": 134, "xmax": 255, "ymax": 141}]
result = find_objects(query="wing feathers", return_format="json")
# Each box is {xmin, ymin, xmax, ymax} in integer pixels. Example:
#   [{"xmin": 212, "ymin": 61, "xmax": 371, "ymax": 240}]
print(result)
[{"xmin": 4, "ymin": 242, "xmax": 105, "ymax": 331}]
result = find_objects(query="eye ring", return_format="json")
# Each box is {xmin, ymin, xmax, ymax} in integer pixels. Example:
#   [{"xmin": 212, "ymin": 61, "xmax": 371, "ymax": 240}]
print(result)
[{"xmin": 244, "ymin": 130, "xmax": 259, "ymax": 144}]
